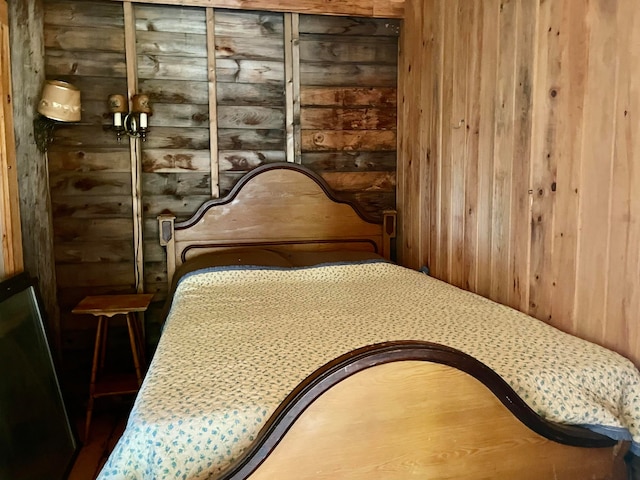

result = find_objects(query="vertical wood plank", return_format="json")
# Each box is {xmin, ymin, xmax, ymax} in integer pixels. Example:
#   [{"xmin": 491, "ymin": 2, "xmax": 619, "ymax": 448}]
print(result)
[
  {"xmin": 291, "ymin": 14, "xmax": 301, "ymax": 164},
  {"xmin": 284, "ymin": 13, "xmax": 294, "ymax": 163},
  {"xmin": 398, "ymin": 0, "xmax": 640, "ymax": 366},
  {"xmin": 435, "ymin": 0, "xmax": 454, "ymax": 281},
  {"xmin": 475, "ymin": 0, "xmax": 499, "ymax": 298},
  {"xmin": 574, "ymin": 0, "xmax": 618, "ymax": 344},
  {"xmin": 490, "ymin": 0, "xmax": 516, "ymax": 306},
  {"xmin": 124, "ymin": 2, "xmax": 144, "ymax": 293},
  {"xmin": 548, "ymin": 0, "xmax": 588, "ymax": 334},
  {"xmin": 606, "ymin": 0, "xmax": 640, "ymax": 363},
  {"xmin": 396, "ymin": 0, "xmax": 417, "ymax": 266},
  {"xmin": 418, "ymin": 0, "xmax": 444, "ymax": 271},
  {"xmin": 448, "ymin": 0, "xmax": 469, "ymax": 288},
  {"xmin": 528, "ymin": 0, "xmax": 557, "ymax": 323},
  {"xmin": 420, "ymin": 0, "xmax": 438, "ymax": 271},
  {"xmin": 462, "ymin": 0, "xmax": 482, "ymax": 292},
  {"xmin": 396, "ymin": 2, "xmax": 409, "ymax": 265},
  {"xmin": 508, "ymin": 0, "xmax": 536, "ymax": 312},
  {"xmin": 7, "ymin": 0, "xmax": 61, "ymax": 352},
  {"xmin": 0, "ymin": 0, "xmax": 23, "ymax": 278},
  {"xmin": 206, "ymin": 8, "xmax": 220, "ymax": 197}
]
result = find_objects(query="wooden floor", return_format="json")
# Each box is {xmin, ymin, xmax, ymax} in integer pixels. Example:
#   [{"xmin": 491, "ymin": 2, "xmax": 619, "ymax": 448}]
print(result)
[{"xmin": 68, "ymin": 398, "xmax": 132, "ymax": 480}]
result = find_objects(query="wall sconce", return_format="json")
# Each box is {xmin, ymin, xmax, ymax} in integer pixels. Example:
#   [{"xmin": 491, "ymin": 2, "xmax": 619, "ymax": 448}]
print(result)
[
  {"xmin": 108, "ymin": 93, "xmax": 152, "ymax": 142},
  {"xmin": 34, "ymin": 80, "xmax": 81, "ymax": 152}
]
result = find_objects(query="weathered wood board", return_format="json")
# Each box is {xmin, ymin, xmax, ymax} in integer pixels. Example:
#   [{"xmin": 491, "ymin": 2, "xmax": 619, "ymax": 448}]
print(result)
[{"xmin": 298, "ymin": 15, "xmax": 398, "ymax": 219}]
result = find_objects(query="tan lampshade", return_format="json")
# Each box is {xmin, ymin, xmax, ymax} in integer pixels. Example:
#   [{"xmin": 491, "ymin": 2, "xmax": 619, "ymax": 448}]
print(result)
[
  {"xmin": 108, "ymin": 94, "xmax": 128, "ymax": 114},
  {"xmin": 37, "ymin": 80, "xmax": 81, "ymax": 122},
  {"xmin": 131, "ymin": 94, "xmax": 152, "ymax": 115}
]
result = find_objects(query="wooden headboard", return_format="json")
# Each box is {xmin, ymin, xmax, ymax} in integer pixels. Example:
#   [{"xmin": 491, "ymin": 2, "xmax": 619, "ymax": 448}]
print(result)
[{"xmin": 158, "ymin": 163, "xmax": 396, "ymax": 285}]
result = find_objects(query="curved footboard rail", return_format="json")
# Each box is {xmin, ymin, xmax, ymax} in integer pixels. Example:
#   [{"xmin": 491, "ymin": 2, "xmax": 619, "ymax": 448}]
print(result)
[{"xmin": 217, "ymin": 341, "xmax": 618, "ymax": 480}]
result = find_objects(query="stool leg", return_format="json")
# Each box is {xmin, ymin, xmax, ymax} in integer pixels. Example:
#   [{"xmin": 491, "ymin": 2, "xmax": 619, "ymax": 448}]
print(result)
[
  {"xmin": 132, "ymin": 312, "xmax": 146, "ymax": 367},
  {"xmin": 99, "ymin": 317, "xmax": 109, "ymax": 370},
  {"xmin": 85, "ymin": 315, "xmax": 105, "ymax": 442},
  {"xmin": 126, "ymin": 313, "xmax": 143, "ymax": 386}
]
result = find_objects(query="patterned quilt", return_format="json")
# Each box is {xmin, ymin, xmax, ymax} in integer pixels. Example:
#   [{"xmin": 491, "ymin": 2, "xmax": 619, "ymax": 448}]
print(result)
[{"xmin": 98, "ymin": 261, "xmax": 640, "ymax": 479}]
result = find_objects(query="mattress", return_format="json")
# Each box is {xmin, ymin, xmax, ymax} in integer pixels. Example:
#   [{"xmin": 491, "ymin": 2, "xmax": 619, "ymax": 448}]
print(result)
[{"xmin": 98, "ymin": 260, "xmax": 640, "ymax": 479}]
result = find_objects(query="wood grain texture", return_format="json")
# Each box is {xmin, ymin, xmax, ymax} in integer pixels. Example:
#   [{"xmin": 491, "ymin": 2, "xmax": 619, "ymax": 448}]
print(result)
[
  {"xmin": 572, "ymin": 0, "xmax": 618, "ymax": 347},
  {"xmin": 461, "ymin": 0, "xmax": 482, "ymax": 292},
  {"xmin": 298, "ymin": 15, "xmax": 400, "ymax": 36},
  {"xmin": 41, "ymin": 1, "xmax": 137, "ymax": 361},
  {"xmin": 213, "ymin": 9, "xmax": 286, "ymax": 197},
  {"xmin": 45, "ymin": 0, "xmax": 124, "ymax": 28},
  {"xmin": 246, "ymin": 360, "xmax": 624, "ymax": 480},
  {"xmin": 547, "ymin": 0, "xmax": 588, "ymax": 335},
  {"xmin": 160, "ymin": 163, "xmax": 392, "ymax": 284},
  {"xmin": 398, "ymin": 0, "xmax": 640, "ymax": 366},
  {"xmin": 528, "ymin": 0, "xmax": 557, "ymax": 323},
  {"xmin": 606, "ymin": 0, "xmax": 640, "ymax": 360},
  {"xmin": 0, "ymin": 0, "xmax": 23, "ymax": 279},
  {"xmin": 201, "ymin": 342, "xmax": 624, "ymax": 480},
  {"xmin": 6, "ymin": 0, "xmax": 65, "ymax": 356},
  {"xmin": 298, "ymin": 12, "xmax": 398, "ymax": 218},
  {"xmin": 301, "ymin": 107, "xmax": 396, "ymax": 131},
  {"xmin": 124, "ymin": 2, "xmax": 144, "ymax": 293},
  {"xmin": 301, "ymin": 86, "xmax": 396, "ymax": 107},
  {"xmin": 301, "ymin": 130, "xmax": 396, "ymax": 151},
  {"xmin": 206, "ymin": 8, "xmax": 219, "ymax": 196},
  {"xmin": 395, "ymin": 0, "xmax": 424, "ymax": 268},
  {"xmin": 508, "ymin": 0, "xmax": 535, "ymax": 312},
  {"xmin": 106, "ymin": 0, "xmax": 404, "ymax": 19}
]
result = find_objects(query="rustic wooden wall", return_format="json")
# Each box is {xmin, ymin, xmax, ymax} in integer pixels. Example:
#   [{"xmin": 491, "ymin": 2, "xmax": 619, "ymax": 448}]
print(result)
[
  {"xmin": 0, "ymin": 0, "xmax": 23, "ymax": 280},
  {"xmin": 136, "ymin": 4, "xmax": 213, "ymax": 303},
  {"xmin": 7, "ymin": 0, "xmax": 65, "ymax": 357},
  {"xmin": 106, "ymin": 0, "xmax": 404, "ymax": 19},
  {"xmin": 40, "ymin": 0, "xmax": 398, "ymax": 379},
  {"xmin": 44, "ymin": 0, "xmax": 133, "ymax": 380},
  {"xmin": 299, "ymin": 15, "xmax": 399, "ymax": 219},
  {"xmin": 398, "ymin": 0, "xmax": 640, "ymax": 365},
  {"xmin": 214, "ymin": 9, "xmax": 286, "ymax": 191}
]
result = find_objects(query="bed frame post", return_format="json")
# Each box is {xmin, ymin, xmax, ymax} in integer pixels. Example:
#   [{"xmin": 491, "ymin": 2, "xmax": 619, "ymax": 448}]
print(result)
[
  {"xmin": 158, "ymin": 214, "xmax": 176, "ymax": 286},
  {"xmin": 382, "ymin": 210, "xmax": 397, "ymax": 260}
]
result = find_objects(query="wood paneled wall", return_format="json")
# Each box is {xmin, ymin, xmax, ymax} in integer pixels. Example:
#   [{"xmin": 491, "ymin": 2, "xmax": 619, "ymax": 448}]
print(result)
[
  {"xmin": 398, "ymin": 0, "xmax": 640, "ymax": 365},
  {"xmin": 7, "ymin": 0, "xmax": 63, "ymax": 355},
  {"xmin": 44, "ymin": 1, "xmax": 133, "ymax": 359},
  {"xmin": 40, "ymin": 0, "xmax": 398, "ymax": 368},
  {"xmin": 136, "ymin": 4, "xmax": 213, "ymax": 298},
  {"xmin": 106, "ymin": 0, "xmax": 404, "ymax": 19},
  {"xmin": 299, "ymin": 15, "xmax": 398, "ymax": 218},
  {"xmin": 0, "ymin": 0, "xmax": 23, "ymax": 280}
]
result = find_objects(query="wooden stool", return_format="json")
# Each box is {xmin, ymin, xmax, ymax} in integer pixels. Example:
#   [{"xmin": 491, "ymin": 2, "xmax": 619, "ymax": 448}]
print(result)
[{"xmin": 72, "ymin": 293, "xmax": 153, "ymax": 441}]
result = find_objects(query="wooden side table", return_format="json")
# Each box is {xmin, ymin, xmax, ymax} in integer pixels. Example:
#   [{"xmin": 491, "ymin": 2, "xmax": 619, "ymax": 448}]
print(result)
[{"xmin": 72, "ymin": 293, "xmax": 153, "ymax": 441}]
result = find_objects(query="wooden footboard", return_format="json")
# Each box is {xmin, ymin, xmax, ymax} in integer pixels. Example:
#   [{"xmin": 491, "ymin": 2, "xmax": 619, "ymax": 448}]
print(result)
[{"xmin": 217, "ymin": 342, "xmax": 627, "ymax": 480}]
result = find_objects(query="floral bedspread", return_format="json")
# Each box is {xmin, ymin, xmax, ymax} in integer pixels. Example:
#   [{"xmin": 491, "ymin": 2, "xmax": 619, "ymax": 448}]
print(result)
[{"xmin": 98, "ymin": 261, "xmax": 640, "ymax": 479}]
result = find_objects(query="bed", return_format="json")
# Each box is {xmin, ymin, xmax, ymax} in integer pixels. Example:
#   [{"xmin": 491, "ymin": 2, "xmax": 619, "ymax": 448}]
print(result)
[{"xmin": 98, "ymin": 162, "xmax": 640, "ymax": 480}]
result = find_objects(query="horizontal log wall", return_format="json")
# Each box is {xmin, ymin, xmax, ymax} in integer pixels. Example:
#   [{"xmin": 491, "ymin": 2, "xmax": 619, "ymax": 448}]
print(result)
[
  {"xmin": 398, "ymin": 0, "xmax": 640, "ymax": 366},
  {"xmin": 136, "ymin": 4, "xmax": 212, "ymax": 302},
  {"xmin": 299, "ymin": 15, "xmax": 399, "ymax": 219},
  {"xmin": 214, "ymin": 9, "xmax": 286, "ymax": 192},
  {"xmin": 42, "ymin": 0, "xmax": 400, "ymax": 377},
  {"xmin": 44, "ymin": 0, "xmax": 134, "ymax": 369}
]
